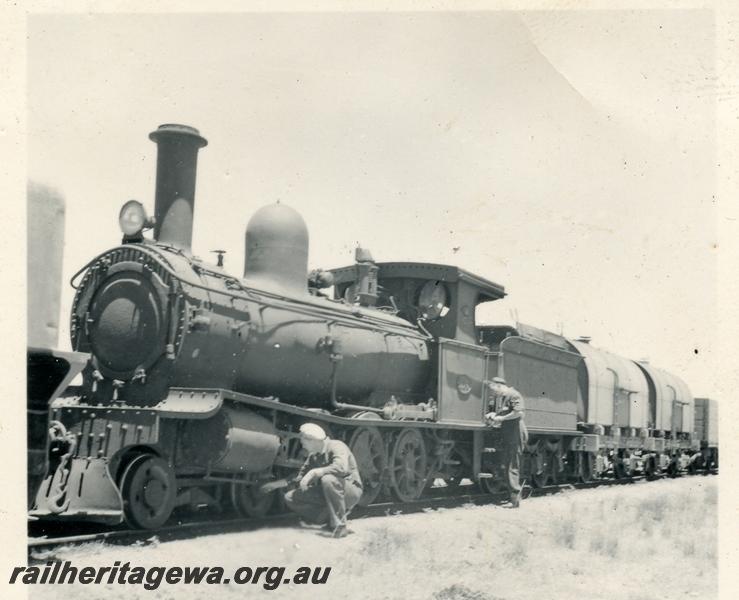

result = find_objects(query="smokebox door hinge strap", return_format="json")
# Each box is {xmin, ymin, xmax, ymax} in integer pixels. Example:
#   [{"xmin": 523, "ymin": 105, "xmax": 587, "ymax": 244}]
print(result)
[
  {"xmin": 166, "ymin": 290, "xmax": 182, "ymax": 360},
  {"xmin": 83, "ymin": 311, "xmax": 95, "ymax": 336}
]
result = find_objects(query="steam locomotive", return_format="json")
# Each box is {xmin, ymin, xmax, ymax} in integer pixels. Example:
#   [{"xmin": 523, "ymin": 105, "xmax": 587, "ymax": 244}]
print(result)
[{"xmin": 30, "ymin": 125, "xmax": 718, "ymax": 530}]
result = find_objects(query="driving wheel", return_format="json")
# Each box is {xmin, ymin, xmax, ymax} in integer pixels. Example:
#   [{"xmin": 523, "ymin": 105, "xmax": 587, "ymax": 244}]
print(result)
[
  {"xmin": 389, "ymin": 429, "xmax": 428, "ymax": 502},
  {"xmin": 349, "ymin": 425, "xmax": 387, "ymax": 506}
]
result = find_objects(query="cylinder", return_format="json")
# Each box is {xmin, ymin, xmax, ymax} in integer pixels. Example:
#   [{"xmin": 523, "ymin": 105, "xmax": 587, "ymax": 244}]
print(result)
[
  {"xmin": 178, "ymin": 406, "xmax": 280, "ymax": 473},
  {"xmin": 149, "ymin": 124, "xmax": 208, "ymax": 252}
]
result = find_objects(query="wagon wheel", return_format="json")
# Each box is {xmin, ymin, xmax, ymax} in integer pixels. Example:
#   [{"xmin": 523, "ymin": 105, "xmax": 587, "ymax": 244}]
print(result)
[
  {"xmin": 349, "ymin": 425, "xmax": 387, "ymax": 506},
  {"xmin": 230, "ymin": 482, "xmax": 275, "ymax": 518},
  {"xmin": 687, "ymin": 453, "xmax": 704, "ymax": 475},
  {"xmin": 389, "ymin": 429, "xmax": 428, "ymax": 502},
  {"xmin": 120, "ymin": 454, "xmax": 177, "ymax": 529},
  {"xmin": 530, "ymin": 442, "xmax": 552, "ymax": 488},
  {"xmin": 564, "ymin": 451, "xmax": 579, "ymax": 482},
  {"xmin": 643, "ymin": 455, "xmax": 657, "ymax": 478},
  {"xmin": 666, "ymin": 454, "xmax": 680, "ymax": 477},
  {"xmin": 570, "ymin": 451, "xmax": 580, "ymax": 483},
  {"xmin": 613, "ymin": 456, "xmax": 631, "ymax": 479},
  {"xmin": 613, "ymin": 456, "xmax": 629, "ymax": 479},
  {"xmin": 578, "ymin": 452, "xmax": 595, "ymax": 483},
  {"xmin": 548, "ymin": 443, "xmax": 563, "ymax": 485}
]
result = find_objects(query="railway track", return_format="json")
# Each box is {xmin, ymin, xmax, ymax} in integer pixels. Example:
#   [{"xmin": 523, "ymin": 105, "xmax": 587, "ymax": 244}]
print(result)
[{"xmin": 30, "ymin": 471, "xmax": 715, "ymax": 558}]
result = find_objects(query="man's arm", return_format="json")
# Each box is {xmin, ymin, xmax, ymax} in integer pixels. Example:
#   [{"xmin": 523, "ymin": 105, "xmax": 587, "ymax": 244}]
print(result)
[
  {"xmin": 259, "ymin": 479, "xmax": 290, "ymax": 493},
  {"xmin": 494, "ymin": 392, "xmax": 525, "ymax": 423},
  {"xmin": 260, "ymin": 451, "xmax": 311, "ymax": 493},
  {"xmin": 295, "ymin": 455, "xmax": 312, "ymax": 480},
  {"xmin": 497, "ymin": 406, "xmax": 524, "ymax": 421}
]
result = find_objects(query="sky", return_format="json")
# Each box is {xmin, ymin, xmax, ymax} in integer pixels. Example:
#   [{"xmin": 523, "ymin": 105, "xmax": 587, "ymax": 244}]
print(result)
[{"xmin": 27, "ymin": 10, "xmax": 719, "ymax": 397}]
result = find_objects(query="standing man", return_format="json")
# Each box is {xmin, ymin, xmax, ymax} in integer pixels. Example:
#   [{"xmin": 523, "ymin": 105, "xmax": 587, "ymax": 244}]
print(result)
[
  {"xmin": 283, "ymin": 423, "xmax": 363, "ymax": 538},
  {"xmin": 485, "ymin": 377, "xmax": 528, "ymax": 507}
]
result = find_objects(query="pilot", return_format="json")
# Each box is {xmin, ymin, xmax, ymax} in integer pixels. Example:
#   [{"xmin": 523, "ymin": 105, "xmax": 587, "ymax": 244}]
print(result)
[
  {"xmin": 283, "ymin": 423, "xmax": 363, "ymax": 538},
  {"xmin": 485, "ymin": 377, "xmax": 528, "ymax": 507}
]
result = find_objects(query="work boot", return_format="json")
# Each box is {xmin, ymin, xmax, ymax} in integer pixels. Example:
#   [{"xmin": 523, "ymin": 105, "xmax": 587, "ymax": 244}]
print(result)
[
  {"xmin": 299, "ymin": 520, "xmax": 327, "ymax": 530},
  {"xmin": 509, "ymin": 493, "xmax": 520, "ymax": 508},
  {"xmin": 332, "ymin": 525, "xmax": 349, "ymax": 538}
]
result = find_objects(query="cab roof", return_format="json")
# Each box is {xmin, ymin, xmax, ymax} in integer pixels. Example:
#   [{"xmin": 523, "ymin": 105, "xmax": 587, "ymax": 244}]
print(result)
[{"xmin": 331, "ymin": 261, "xmax": 506, "ymax": 302}]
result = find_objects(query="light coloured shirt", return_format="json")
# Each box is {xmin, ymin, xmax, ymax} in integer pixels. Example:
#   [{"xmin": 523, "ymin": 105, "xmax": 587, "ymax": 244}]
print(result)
[{"xmin": 297, "ymin": 439, "xmax": 363, "ymax": 485}]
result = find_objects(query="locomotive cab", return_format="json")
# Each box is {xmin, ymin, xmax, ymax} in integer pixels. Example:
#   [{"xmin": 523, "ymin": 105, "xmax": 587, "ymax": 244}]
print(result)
[
  {"xmin": 332, "ymin": 261, "xmax": 507, "ymax": 425},
  {"xmin": 331, "ymin": 261, "xmax": 506, "ymax": 345}
]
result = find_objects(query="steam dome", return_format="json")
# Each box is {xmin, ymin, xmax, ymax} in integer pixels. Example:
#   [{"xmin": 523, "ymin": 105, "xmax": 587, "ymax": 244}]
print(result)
[{"xmin": 243, "ymin": 203, "xmax": 309, "ymax": 295}]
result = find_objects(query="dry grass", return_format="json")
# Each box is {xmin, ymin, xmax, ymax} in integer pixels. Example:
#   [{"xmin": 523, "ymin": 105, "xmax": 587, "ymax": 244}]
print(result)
[
  {"xmin": 501, "ymin": 535, "xmax": 529, "ymax": 565},
  {"xmin": 550, "ymin": 511, "xmax": 577, "ymax": 549},
  {"xmin": 433, "ymin": 584, "xmax": 505, "ymax": 600},
  {"xmin": 545, "ymin": 478, "xmax": 716, "ymax": 565},
  {"xmin": 360, "ymin": 526, "xmax": 411, "ymax": 558},
  {"xmin": 29, "ymin": 476, "xmax": 717, "ymax": 600}
]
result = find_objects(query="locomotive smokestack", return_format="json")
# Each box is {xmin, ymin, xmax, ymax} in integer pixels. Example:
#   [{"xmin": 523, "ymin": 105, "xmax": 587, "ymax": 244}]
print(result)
[{"xmin": 149, "ymin": 124, "xmax": 208, "ymax": 252}]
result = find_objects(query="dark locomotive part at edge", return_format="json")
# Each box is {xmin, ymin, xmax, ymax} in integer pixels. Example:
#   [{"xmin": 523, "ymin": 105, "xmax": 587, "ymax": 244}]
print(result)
[{"xmin": 29, "ymin": 124, "xmax": 719, "ymax": 530}]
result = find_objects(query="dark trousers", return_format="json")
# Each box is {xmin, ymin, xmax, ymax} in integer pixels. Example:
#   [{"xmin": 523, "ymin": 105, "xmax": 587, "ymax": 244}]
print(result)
[
  {"xmin": 284, "ymin": 475, "xmax": 363, "ymax": 528},
  {"xmin": 501, "ymin": 421, "xmax": 528, "ymax": 499}
]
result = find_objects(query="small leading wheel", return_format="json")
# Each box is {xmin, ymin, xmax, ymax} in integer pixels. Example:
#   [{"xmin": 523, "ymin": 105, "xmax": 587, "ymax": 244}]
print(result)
[
  {"xmin": 348, "ymin": 426, "xmax": 387, "ymax": 506},
  {"xmin": 389, "ymin": 429, "xmax": 428, "ymax": 502},
  {"xmin": 120, "ymin": 454, "xmax": 177, "ymax": 529},
  {"xmin": 230, "ymin": 483, "xmax": 275, "ymax": 518}
]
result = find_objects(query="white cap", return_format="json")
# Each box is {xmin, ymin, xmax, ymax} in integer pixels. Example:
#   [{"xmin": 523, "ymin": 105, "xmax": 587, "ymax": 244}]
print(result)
[{"xmin": 299, "ymin": 423, "xmax": 327, "ymax": 441}]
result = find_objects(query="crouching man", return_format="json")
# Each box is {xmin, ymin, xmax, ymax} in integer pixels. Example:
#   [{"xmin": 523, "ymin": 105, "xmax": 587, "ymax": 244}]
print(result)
[{"xmin": 284, "ymin": 423, "xmax": 363, "ymax": 538}]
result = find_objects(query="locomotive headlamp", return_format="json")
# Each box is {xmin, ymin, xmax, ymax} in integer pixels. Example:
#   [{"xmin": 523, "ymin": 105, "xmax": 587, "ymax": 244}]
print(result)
[{"xmin": 119, "ymin": 200, "xmax": 152, "ymax": 236}]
